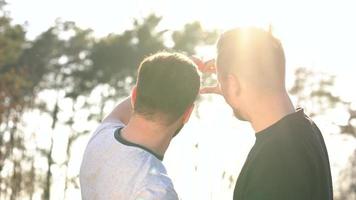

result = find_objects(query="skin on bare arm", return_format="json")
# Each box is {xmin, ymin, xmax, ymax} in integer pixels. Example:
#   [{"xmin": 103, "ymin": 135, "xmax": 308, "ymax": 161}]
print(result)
[{"xmin": 102, "ymin": 96, "xmax": 133, "ymax": 125}]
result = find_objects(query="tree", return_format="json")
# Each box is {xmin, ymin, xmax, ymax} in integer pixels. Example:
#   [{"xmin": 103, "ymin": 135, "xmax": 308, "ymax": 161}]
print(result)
[
  {"xmin": 289, "ymin": 68, "xmax": 342, "ymax": 116},
  {"xmin": 290, "ymin": 68, "xmax": 356, "ymax": 199},
  {"xmin": 0, "ymin": 5, "xmax": 31, "ymax": 199},
  {"xmin": 20, "ymin": 21, "xmax": 94, "ymax": 200},
  {"xmin": 0, "ymin": 9, "xmax": 219, "ymax": 198},
  {"xmin": 172, "ymin": 21, "xmax": 218, "ymax": 55}
]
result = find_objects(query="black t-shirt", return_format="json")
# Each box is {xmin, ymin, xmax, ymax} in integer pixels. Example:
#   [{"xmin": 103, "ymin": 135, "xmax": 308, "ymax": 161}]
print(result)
[{"xmin": 233, "ymin": 109, "xmax": 333, "ymax": 200}]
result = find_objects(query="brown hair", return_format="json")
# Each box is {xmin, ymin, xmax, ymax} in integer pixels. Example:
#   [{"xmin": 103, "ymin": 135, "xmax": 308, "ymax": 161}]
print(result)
[{"xmin": 135, "ymin": 52, "xmax": 200, "ymax": 124}]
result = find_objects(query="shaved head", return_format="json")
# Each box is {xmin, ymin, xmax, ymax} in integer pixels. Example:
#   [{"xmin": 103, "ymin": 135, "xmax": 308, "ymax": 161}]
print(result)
[{"xmin": 217, "ymin": 27, "xmax": 286, "ymax": 94}]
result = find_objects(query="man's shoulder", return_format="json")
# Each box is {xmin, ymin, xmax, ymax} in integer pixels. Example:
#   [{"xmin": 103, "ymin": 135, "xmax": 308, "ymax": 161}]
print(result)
[
  {"xmin": 234, "ymin": 110, "xmax": 331, "ymax": 200},
  {"xmin": 134, "ymin": 163, "xmax": 178, "ymax": 200},
  {"xmin": 87, "ymin": 119, "xmax": 125, "ymax": 145},
  {"xmin": 132, "ymin": 154, "xmax": 170, "ymax": 185},
  {"xmin": 257, "ymin": 109, "xmax": 323, "ymax": 148},
  {"xmin": 133, "ymin": 184, "xmax": 178, "ymax": 200}
]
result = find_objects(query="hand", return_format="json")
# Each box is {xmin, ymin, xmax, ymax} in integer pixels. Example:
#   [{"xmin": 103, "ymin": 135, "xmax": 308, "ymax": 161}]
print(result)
[
  {"xmin": 199, "ymin": 84, "xmax": 222, "ymax": 95},
  {"xmin": 190, "ymin": 56, "xmax": 222, "ymax": 95},
  {"xmin": 190, "ymin": 56, "xmax": 216, "ymax": 74}
]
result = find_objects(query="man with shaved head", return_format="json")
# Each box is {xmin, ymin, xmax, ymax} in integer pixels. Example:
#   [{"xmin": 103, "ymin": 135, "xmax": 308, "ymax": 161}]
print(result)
[{"xmin": 198, "ymin": 28, "xmax": 333, "ymax": 200}]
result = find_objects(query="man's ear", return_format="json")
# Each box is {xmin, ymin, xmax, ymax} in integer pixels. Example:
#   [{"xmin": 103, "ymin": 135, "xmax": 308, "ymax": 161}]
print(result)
[
  {"xmin": 131, "ymin": 86, "xmax": 137, "ymax": 108},
  {"xmin": 182, "ymin": 104, "xmax": 195, "ymax": 124},
  {"xmin": 224, "ymin": 74, "xmax": 240, "ymax": 107}
]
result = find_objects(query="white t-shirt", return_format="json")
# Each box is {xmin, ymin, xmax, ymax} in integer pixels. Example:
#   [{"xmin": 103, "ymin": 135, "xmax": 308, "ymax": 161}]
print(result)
[{"xmin": 79, "ymin": 120, "xmax": 179, "ymax": 200}]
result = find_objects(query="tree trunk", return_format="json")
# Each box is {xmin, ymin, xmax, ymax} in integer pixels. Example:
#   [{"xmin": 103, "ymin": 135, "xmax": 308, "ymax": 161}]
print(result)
[
  {"xmin": 29, "ymin": 160, "xmax": 35, "ymax": 200},
  {"xmin": 10, "ymin": 160, "xmax": 21, "ymax": 200},
  {"xmin": 0, "ymin": 109, "xmax": 11, "ymax": 197},
  {"xmin": 8, "ymin": 114, "xmax": 22, "ymax": 200},
  {"xmin": 63, "ymin": 136, "xmax": 73, "ymax": 200},
  {"xmin": 43, "ymin": 100, "xmax": 59, "ymax": 200}
]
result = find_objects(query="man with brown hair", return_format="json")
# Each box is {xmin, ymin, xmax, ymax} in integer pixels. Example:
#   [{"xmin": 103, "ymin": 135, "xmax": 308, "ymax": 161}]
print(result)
[
  {"xmin": 198, "ymin": 27, "xmax": 333, "ymax": 200},
  {"xmin": 80, "ymin": 52, "xmax": 200, "ymax": 200}
]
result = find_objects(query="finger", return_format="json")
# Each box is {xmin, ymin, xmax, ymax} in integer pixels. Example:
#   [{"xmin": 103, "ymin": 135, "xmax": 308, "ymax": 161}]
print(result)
[
  {"xmin": 190, "ymin": 56, "xmax": 215, "ymax": 73},
  {"xmin": 200, "ymin": 86, "xmax": 221, "ymax": 95},
  {"xmin": 204, "ymin": 59, "xmax": 215, "ymax": 68},
  {"xmin": 200, "ymin": 88, "xmax": 220, "ymax": 94},
  {"xmin": 204, "ymin": 68, "xmax": 216, "ymax": 74},
  {"xmin": 190, "ymin": 56, "xmax": 205, "ymax": 71},
  {"xmin": 204, "ymin": 59, "xmax": 217, "ymax": 73}
]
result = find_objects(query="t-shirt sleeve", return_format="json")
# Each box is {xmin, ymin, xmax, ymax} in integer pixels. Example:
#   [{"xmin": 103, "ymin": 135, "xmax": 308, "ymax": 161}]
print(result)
[
  {"xmin": 133, "ymin": 184, "xmax": 179, "ymax": 200},
  {"xmin": 89, "ymin": 119, "xmax": 125, "ymax": 141}
]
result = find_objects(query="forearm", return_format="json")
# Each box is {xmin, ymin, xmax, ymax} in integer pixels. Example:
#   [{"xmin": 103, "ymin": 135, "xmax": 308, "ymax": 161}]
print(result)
[{"xmin": 102, "ymin": 96, "xmax": 133, "ymax": 125}]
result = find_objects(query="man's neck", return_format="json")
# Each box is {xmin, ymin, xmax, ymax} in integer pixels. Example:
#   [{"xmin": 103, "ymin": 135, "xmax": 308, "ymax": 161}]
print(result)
[
  {"xmin": 121, "ymin": 115, "xmax": 175, "ymax": 157},
  {"xmin": 248, "ymin": 92, "xmax": 295, "ymax": 133}
]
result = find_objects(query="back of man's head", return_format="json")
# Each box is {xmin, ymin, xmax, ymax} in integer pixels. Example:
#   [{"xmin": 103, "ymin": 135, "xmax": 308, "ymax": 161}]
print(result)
[
  {"xmin": 217, "ymin": 27, "xmax": 286, "ymax": 94},
  {"xmin": 134, "ymin": 52, "xmax": 200, "ymax": 125}
]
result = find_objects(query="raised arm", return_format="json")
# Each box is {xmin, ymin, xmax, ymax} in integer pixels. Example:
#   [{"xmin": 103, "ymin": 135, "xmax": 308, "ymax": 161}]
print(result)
[{"xmin": 102, "ymin": 96, "xmax": 133, "ymax": 125}]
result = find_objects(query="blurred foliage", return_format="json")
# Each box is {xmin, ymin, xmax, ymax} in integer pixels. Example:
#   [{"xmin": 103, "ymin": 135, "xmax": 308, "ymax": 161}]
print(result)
[
  {"xmin": 0, "ymin": 15, "xmax": 27, "ymax": 123},
  {"xmin": 89, "ymin": 15, "xmax": 166, "ymax": 94},
  {"xmin": 172, "ymin": 22, "xmax": 218, "ymax": 54},
  {"xmin": 337, "ymin": 148, "xmax": 356, "ymax": 200},
  {"xmin": 0, "ymin": 7, "xmax": 33, "ymax": 200},
  {"xmin": 0, "ymin": 7, "xmax": 218, "ymax": 199},
  {"xmin": 0, "ymin": 0, "xmax": 5, "ymax": 10},
  {"xmin": 289, "ymin": 68, "xmax": 356, "ymax": 199},
  {"xmin": 290, "ymin": 68, "xmax": 356, "ymax": 137},
  {"xmin": 290, "ymin": 68, "xmax": 341, "ymax": 117}
]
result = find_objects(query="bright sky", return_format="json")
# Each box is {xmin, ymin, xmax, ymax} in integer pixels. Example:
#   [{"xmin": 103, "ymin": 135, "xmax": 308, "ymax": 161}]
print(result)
[
  {"xmin": 7, "ymin": 0, "xmax": 356, "ymax": 68},
  {"xmin": 7, "ymin": 0, "xmax": 356, "ymax": 100}
]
